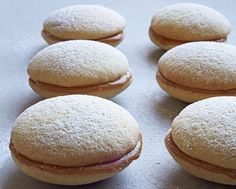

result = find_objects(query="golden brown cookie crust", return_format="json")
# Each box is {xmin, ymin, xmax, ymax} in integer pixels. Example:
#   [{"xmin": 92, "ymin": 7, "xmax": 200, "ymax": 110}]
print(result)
[
  {"xmin": 29, "ymin": 70, "xmax": 132, "ymax": 98},
  {"xmin": 149, "ymin": 27, "xmax": 226, "ymax": 50},
  {"xmin": 157, "ymin": 70, "xmax": 236, "ymax": 94},
  {"xmin": 42, "ymin": 29, "xmax": 124, "ymax": 46},
  {"xmin": 165, "ymin": 132, "xmax": 236, "ymax": 179},
  {"xmin": 10, "ymin": 136, "xmax": 142, "ymax": 174}
]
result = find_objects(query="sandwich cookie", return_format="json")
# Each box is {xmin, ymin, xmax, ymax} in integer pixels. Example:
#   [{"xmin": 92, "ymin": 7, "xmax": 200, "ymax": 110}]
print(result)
[
  {"xmin": 149, "ymin": 3, "xmax": 230, "ymax": 50},
  {"xmin": 28, "ymin": 40, "xmax": 132, "ymax": 98},
  {"xmin": 157, "ymin": 42, "xmax": 236, "ymax": 103},
  {"xmin": 165, "ymin": 96, "xmax": 236, "ymax": 185},
  {"xmin": 42, "ymin": 5, "xmax": 126, "ymax": 46},
  {"xmin": 9, "ymin": 95, "xmax": 142, "ymax": 185}
]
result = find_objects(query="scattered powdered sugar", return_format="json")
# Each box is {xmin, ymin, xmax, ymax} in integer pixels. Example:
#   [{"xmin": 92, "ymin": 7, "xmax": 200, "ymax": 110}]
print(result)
[{"xmin": 0, "ymin": 127, "xmax": 10, "ymax": 156}]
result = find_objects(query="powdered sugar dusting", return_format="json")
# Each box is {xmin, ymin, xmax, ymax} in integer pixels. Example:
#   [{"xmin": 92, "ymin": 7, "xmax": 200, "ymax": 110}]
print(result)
[
  {"xmin": 44, "ymin": 5, "xmax": 126, "ymax": 39},
  {"xmin": 0, "ymin": 127, "xmax": 10, "ymax": 156},
  {"xmin": 159, "ymin": 42, "xmax": 236, "ymax": 90},
  {"xmin": 151, "ymin": 3, "xmax": 230, "ymax": 41},
  {"xmin": 172, "ymin": 96, "xmax": 236, "ymax": 169},
  {"xmin": 11, "ymin": 95, "xmax": 140, "ymax": 167},
  {"xmin": 28, "ymin": 40, "xmax": 129, "ymax": 87}
]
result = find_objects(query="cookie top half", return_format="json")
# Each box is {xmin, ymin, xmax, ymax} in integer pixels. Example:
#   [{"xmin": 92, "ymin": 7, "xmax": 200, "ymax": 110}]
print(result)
[
  {"xmin": 28, "ymin": 40, "xmax": 129, "ymax": 87},
  {"xmin": 158, "ymin": 42, "xmax": 236, "ymax": 91},
  {"xmin": 172, "ymin": 96, "xmax": 236, "ymax": 169},
  {"xmin": 151, "ymin": 3, "xmax": 230, "ymax": 41},
  {"xmin": 11, "ymin": 95, "xmax": 141, "ymax": 167},
  {"xmin": 43, "ymin": 5, "xmax": 126, "ymax": 40}
]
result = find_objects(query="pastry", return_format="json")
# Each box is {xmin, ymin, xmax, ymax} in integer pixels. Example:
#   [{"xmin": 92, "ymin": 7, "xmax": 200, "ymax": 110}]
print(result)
[
  {"xmin": 165, "ymin": 96, "xmax": 236, "ymax": 185},
  {"xmin": 149, "ymin": 3, "xmax": 230, "ymax": 50},
  {"xmin": 10, "ymin": 95, "xmax": 142, "ymax": 185},
  {"xmin": 157, "ymin": 42, "xmax": 236, "ymax": 102},
  {"xmin": 42, "ymin": 5, "xmax": 126, "ymax": 46},
  {"xmin": 28, "ymin": 40, "xmax": 132, "ymax": 98}
]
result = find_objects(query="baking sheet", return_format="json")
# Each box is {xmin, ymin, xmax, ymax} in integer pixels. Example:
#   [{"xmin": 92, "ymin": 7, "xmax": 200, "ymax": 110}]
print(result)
[{"xmin": 1, "ymin": 0, "xmax": 235, "ymax": 188}]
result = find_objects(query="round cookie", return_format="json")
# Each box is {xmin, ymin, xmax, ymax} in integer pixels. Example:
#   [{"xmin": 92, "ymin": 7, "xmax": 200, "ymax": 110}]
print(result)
[
  {"xmin": 42, "ymin": 5, "xmax": 126, "ymax": 46},
  {"xmin": 149, "ymin": 3, "xmax": 230, "ymax": 50},
  {"xmin": 156, "ymin": 42, "xmax": 236, "ymax": 103},
  {"xmin": 165, "ymin": 96, "xmax": 236, "ymax": 185},
  {"xmin": 27, "ymin": 40, "xmax": 132, "ymax": 98},
  {"xmin": 9, "ymin": 95, "xmax": 142, "ymax": 185}
]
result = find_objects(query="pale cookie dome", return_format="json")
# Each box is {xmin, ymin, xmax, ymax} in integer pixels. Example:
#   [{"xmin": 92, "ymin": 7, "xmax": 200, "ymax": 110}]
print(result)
[
  {"xmin": 28, "ymin": 40, "xmax": 129, "ymax": 87},
  {"xmin": 151, "ymin": 3, "xmax": 230, "ymax": 41},
  {"xmin": 43, "ymin": 5, "xmax": 126, "ymax": 40},
  {"xmin": 158, "ymin": 42, "xmax": 236, "ymax": 91},
  {"xmin": 172, "ymin": 96, "xmax": 236, "ymax": 169},
  {"xmin": 11, "ymin": 95, "xmax": 141, "ymax": 167}
]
